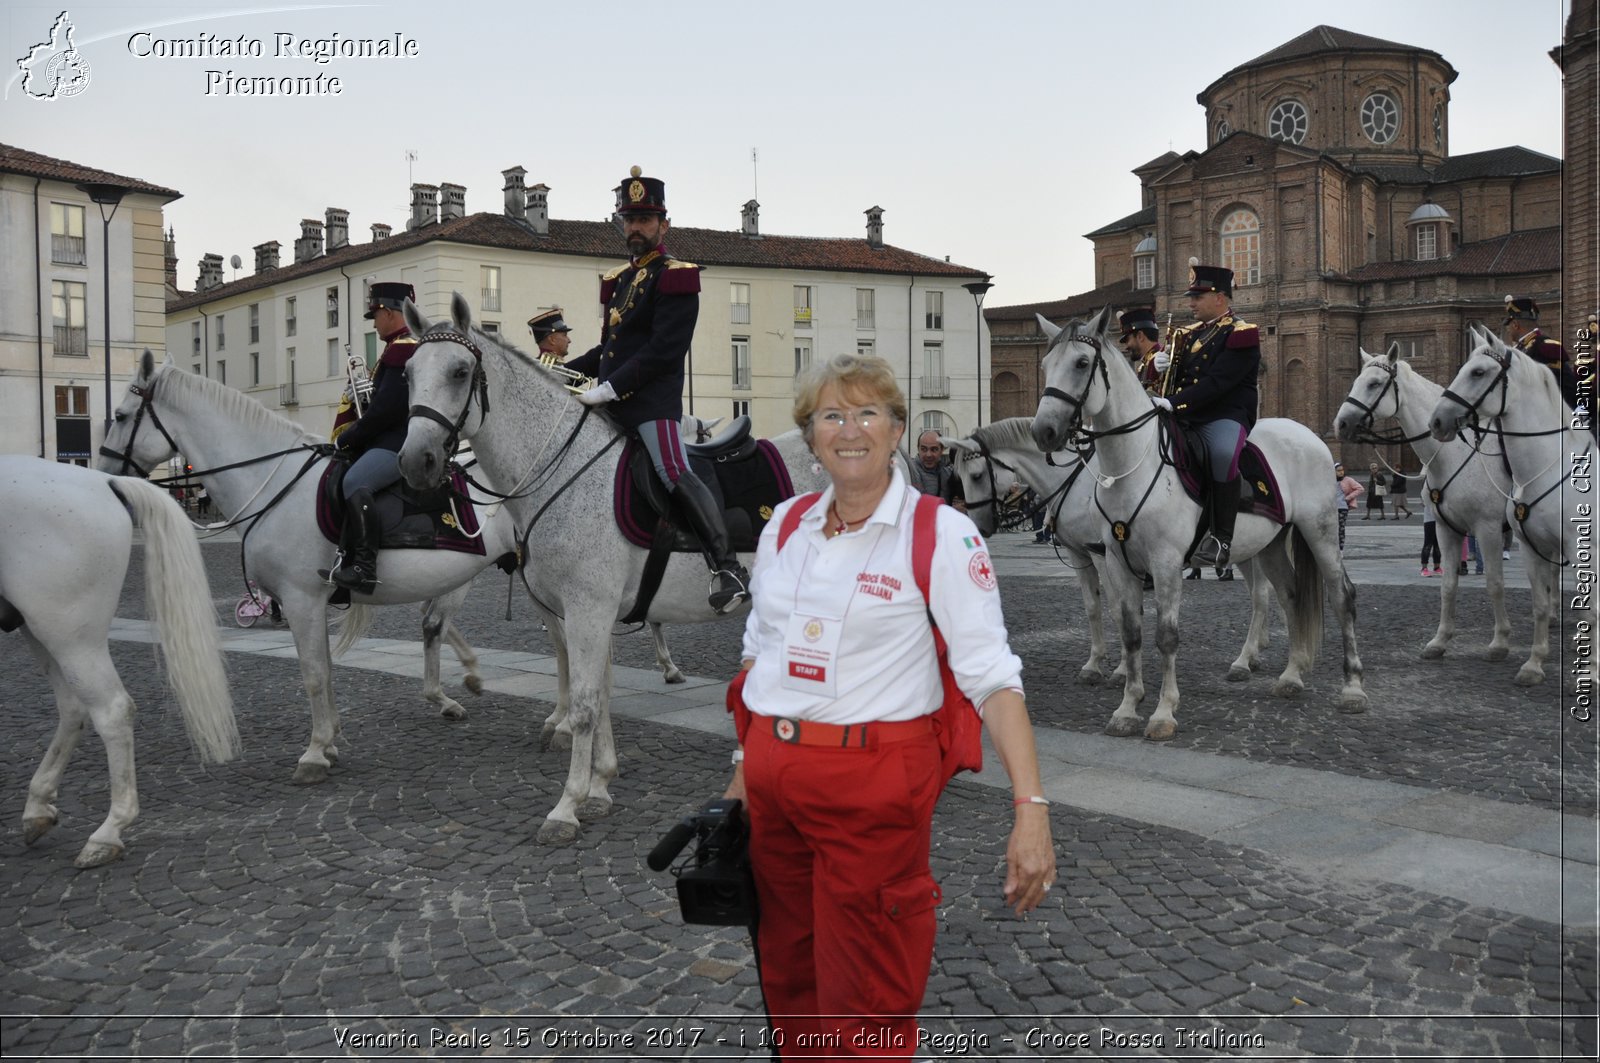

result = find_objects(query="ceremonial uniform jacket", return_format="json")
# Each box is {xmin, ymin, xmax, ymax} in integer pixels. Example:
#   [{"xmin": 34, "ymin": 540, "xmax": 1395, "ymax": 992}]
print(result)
[
  {"xmin": 564, "ymin": 245, "xmax": 701, "ymax": 431},
  {"xmin": 1134, "ymin": 347, "xmax": 1161, "ymax": 392},
  {"xmin": 1163, "ymin": 314, "xmax": 1261, "ymax": 427},
  {"xmin": 1516, "ymin": 329, "xmax": 1579, "ymax": 410},
  {"xmin": 335, "ymin": 326, "xmax": 418, "ymax": 454}
]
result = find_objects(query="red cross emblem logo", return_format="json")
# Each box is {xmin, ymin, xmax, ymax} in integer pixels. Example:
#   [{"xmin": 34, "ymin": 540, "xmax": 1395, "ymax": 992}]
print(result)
[{"xmin": 968, "ymin": 551, "xmax": 997, "ymax": 591}]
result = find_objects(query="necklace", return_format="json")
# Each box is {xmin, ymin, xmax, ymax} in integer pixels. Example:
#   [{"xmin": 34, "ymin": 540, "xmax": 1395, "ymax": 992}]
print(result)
[{"xmin": 829, "ymin": 500, "xmax": 871, "ymax": 536}]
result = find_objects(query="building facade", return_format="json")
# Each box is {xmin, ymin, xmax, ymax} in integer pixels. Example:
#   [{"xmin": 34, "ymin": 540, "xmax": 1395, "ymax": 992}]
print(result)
[
  {"xmin": 987, "ymin": 25, "xmax": 1564, "ymax": 469},
  {"xmin": 0, "ymin": 144, "xmax": 180, "ymax": 462},
  {"xmin": 165, "ymin": 176, "xmax": 989, "ymax": 446}
]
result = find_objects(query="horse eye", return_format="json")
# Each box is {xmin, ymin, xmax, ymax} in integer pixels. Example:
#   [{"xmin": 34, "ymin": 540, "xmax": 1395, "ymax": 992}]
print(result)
[
  {"xmin": 452, "ymin": 365, "xmax": 470, "ymax": 380},
  {"xmin": 1075, "ymin": 356, "xmax": 1090, "ymax": 370},
  {"xmin": 1470, "ymin": 367, "xmax": 1485, "ymax": 377}
]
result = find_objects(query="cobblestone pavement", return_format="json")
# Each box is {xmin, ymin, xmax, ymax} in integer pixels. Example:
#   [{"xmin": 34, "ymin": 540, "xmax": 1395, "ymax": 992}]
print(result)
[{"xmin": 2, "ymin": 518, "xmax": 1596, "ymax": 1060}]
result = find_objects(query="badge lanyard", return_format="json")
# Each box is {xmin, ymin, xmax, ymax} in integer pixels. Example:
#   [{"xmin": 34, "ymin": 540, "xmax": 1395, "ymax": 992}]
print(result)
[{"xmin": 779, "ymin": 525, "xmax": 889, "ymax": 700}]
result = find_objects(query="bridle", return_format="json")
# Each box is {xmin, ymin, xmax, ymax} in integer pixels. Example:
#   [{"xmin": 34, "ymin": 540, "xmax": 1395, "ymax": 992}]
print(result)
[
  {"xmin": 407, "ymin": 324, "xmax": 491, "ymax": 462},
  {"xmin": 98, "ymin": 379, "xmax": 185, "ymax": 478},
  {"xmin": 953, "ymin": 435, "xmax": 1020, "ymax": 520},
  {"xmin": 1436, "ymin": 349, "xmax": 1511, "ymax": 433},
  {"xmin": 1040, "ymin": 329, "xmax": 1112, "ymax": 433}
]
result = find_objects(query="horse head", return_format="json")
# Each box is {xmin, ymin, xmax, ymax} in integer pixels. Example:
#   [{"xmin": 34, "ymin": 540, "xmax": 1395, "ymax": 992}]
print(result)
[
  {"xmin": 1430, "ymin": 325, "xmax": 1512, "ymax": 442},
  {"xmin": 399, "ymin": 292, "xmax": 490, "ymax": 490},
  {"xmin": 1030, "ymin": 306, "xmax": 1117, "ymax": 452},
  {"xmin": 942, "ymin": 430, "xmax": 1027, "ymax": 538},
  {"xmin": 96, "ymin": 349, "xmax": 182, "ymax": 478},
  {"xmin": 1333, "ymin": 343, "xmax": 1406, "ymax": 442}
]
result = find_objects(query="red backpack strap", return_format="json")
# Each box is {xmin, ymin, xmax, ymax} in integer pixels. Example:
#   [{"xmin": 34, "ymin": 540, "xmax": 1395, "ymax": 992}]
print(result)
[
  {"xmin": 910, "ymin": 493, "xmax": 945, "ymax": 647},
  {"xmin": 777, "ymin": 492, "xmax": 822, "ymax": 552}
]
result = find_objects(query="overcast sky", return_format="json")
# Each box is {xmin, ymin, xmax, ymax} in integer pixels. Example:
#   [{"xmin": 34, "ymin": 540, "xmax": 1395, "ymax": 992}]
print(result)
[{"xmin": 2, "ymin": 0, "xmax": 1571, "ymax": 310}]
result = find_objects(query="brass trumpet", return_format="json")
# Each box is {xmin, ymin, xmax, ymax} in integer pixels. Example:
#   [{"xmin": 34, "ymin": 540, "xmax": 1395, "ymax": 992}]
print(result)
[{"xmin": 536, "ymin": 352, "xmax": 596, "ymax": 395}]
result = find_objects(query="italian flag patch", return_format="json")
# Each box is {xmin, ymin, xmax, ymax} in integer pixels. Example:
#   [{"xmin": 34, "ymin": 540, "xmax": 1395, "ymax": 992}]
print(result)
[{"xmin": 963, "ymin": 535, "xmax": 983, "ymax": 550}]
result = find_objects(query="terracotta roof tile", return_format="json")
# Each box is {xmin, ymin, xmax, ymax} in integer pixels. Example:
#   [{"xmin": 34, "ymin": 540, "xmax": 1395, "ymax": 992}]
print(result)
[
  {"xmin": 169, "ymin": 212, "xmax": 985, "ymax": 311},
  {"xmin": 984, "ymin": 279, "xmax": 1140, "ymax": 323},
  {"xmin": 0, "ymin": 142, "xmax": 180, "ymax": 200},
  {"xmin": 1335, "ymin": 227, "xmax": 1560, "ymax": 282}
]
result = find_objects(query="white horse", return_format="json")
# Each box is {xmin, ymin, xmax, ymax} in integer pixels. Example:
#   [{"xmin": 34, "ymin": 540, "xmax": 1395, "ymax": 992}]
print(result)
[
  {"xmin": 1030, "ymin": 308, "xmax": 1365, "ymax": 739},
  {"xmin": 1428, "ymin": 326, "xmax": 1594, "ymax": 688},
  {"xmin": 942, "ymin": 418, "xmax": 1274, "ymax": 684},
  {"xmin": 395, "ymin": 293, "xmax": 827, "ymax": 844},
  {"xmin": 96, "ymin": 351, "xmax": 522, "ymax": 781},
  {"xmin": 1334, "ymin": 345, "xmax": 1522, "ymax": 664},
  {"xmin": 1, "ymin": 456, "xmax": 239, "ymax": 867}
]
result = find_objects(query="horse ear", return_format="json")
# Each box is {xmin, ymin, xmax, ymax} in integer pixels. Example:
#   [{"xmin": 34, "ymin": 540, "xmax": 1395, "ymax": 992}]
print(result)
[
  {"xmin": 450, "ymin": 290, "xmax": 472, "ymax": 331},
  {"xmin": 1035, "ymin": 314, "xmax": 1062, "ymax": 341},
  {"xmin": 941, "ymin": 435, "xmax": 974, "ymax": 454},
  {"xmin": 1385, "ymin": 342, "xmax": 1400, "ymax": 363},
  {"xmin": 1089, "ymin": 306, "xmax": 1115, "ymax": 336},
  {"xmin": 141, "ymin": 349, "xmax": 157, "ymax": 379},
  {"xmin": 403, "ymin": 298, "xmax": 429, "ymax": 335}
]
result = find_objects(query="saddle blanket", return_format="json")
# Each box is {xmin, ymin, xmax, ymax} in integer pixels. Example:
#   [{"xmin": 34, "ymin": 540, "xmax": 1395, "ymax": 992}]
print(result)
[
  {"xmin": 1170, "ymin": 422, "xmax": 1287, "ymax": 525},
  {"xmin": 315, "ymin": 462, "xmax": 487, "ymax": 556},
  {"xmin": 613, "ymin": 437, "xmax": 793, "ymax": 550}
]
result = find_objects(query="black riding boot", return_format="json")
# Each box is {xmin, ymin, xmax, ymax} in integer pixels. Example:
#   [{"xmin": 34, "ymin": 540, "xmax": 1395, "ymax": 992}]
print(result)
[
  {"xmin": 672, "ymin": 471, "xmax": 750, "ymax": 614},
  {"xmin": 1209, "ymin": 476, "xmax": 1241, "ymax": 570},
  {"xmin": 330, "ymin": 488, "xmax": 381, "ymax": 592}
]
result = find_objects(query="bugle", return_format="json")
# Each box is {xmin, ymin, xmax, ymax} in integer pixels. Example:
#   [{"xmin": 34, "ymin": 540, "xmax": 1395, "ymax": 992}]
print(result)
[
  {"xmin": 537, "ymin": 352, "xmax": 597, "ymax": 395},
  {"xmin": 344, "ymin": 345, "xmax": 374, "ymax": 415}
]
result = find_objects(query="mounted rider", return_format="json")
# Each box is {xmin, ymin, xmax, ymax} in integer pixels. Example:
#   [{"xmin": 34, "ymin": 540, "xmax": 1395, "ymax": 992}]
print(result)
[
  {"xmin": 325, "ymin": 280, "xmax": 418, "ymax": 592},
  {"xmin": 528, "ymin": 307, "xmax": 573, "ymax": 360},
  {"xmin": 562, "ymin": 166, "xmax": 751, "ymax": 614},
  {"xmin": 1150, "ymin": 260, "xmax": 1261, "ymax": 569},
  {"xmin": 1116, "ymin": 306, "xmax": 1163, "ymax": 393},
  {"xmin": 1502, "ymin": 295, "xmax": 1582, "ymax": 418}
]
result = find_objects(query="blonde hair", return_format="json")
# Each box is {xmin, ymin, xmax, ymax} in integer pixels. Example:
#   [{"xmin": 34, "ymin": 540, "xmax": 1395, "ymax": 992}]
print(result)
[{"xmin": 793, "ymin": 353, "xmax": 907, "ymax": 441}]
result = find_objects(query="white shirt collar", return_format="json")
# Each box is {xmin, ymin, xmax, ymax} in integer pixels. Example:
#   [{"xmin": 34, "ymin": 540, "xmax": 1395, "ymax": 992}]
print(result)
[{"xmin": 797, "ymin": 466, "xmax": 913, "ymax": 531}]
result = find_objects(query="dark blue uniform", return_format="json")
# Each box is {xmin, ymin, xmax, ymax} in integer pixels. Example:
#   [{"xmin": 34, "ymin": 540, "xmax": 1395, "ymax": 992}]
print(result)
[
  {"xmin": 336, "ymin": 328, "xmax": 418, "ymax": 455},
  {"xmin": 1165, "ymin": 315, "xmax": 1261, "ymax": 429}
]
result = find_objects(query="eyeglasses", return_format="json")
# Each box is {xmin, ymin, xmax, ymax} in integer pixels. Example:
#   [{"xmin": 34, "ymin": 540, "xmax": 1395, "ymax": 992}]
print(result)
[{"xmin": 813, "ymin": 407, "xmax": 885, "ymax": 430}]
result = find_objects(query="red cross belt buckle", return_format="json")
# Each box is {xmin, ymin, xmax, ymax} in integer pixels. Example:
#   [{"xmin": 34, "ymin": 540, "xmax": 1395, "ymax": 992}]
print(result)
[{"xmin": 774, "ymin": 718, "xmax": 799, "ymax": 743}]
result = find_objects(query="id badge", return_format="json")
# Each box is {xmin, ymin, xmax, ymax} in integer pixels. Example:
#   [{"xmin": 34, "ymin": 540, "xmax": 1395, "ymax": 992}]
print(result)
[{"xmin": 781, "ymin": 611, "xmax": 843, "ymax": 699}]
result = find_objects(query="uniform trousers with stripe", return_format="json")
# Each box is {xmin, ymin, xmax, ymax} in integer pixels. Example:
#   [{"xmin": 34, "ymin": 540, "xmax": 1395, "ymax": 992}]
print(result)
[{"xmin": 744, "ymin": 719, "xmax": 944, "ymax": 1060}]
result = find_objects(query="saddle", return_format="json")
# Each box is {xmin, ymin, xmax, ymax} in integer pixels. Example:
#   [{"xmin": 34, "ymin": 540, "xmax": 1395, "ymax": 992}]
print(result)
[
  {"xmin": 316, "ymin": 459, "xmax": 488, "ymax": 557},
  {"xmin": 1167, "ymin": 420, "xmax": 1286, "ymax": 556},
  {"xmin": 613, "ymin": 416, "xmax": 795, "ymax": 623}
]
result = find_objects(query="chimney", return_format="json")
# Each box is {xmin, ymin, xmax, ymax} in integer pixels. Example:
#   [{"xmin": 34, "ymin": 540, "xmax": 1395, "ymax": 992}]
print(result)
[
  {"xmin": 527, "ymin": 182, "xmax": 549, "ymax": 236},
  {"xmin": 408, "ymin": 183, "xmax": 438, "ymax": 230},
  {"xmin": 503, "ymin": 166, "xmax": 527, "ymax": 222},
  {"xmin": 371, "ymin": 222, "xmax": 392, "ymax": 242},
  {"xmin": 253, "ymin": 240, "xmax": 280, "ymax": 273},
  {"xmin": 439, "ymin": 182, "xmax": 466, "ymax": 222},
  {"xmin": 741, "ymin": 199, "xmax": 761, "ymax": 238},
  {"xmin": 325, "ymin": 208, "xmax": 349, "ymax": 250},
  {"xmin": 197, "ymin": 253, "xmax": 224, "ymax": 292},
  {"xmin": 293, "ymin": 218, "xmax": 324, "ymax": 263},
  {"xmin": 164, "ymin": 227, "xmax": 178, "ymax": 289},
  {"xmin": 865, "ymin": 206, "xmax": 885, "ymax": 250}
]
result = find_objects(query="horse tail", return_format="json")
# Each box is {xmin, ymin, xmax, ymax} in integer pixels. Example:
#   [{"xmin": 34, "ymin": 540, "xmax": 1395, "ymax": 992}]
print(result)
[
  {"xmin": 111, "ymin": 477, "xmax": 241, "ymax": 765},
  {"xmin": 330, "ymin": 604, "xmax": 373, "ymax": 658},
  {"xmin": 1289, "ymin": 526, "xmax": 1324, "ymax": 671}
]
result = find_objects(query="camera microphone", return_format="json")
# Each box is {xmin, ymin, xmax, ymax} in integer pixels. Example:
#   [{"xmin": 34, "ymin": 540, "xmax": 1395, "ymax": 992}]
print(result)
[{"xmin": 647, "ymin": 819, "xmax": 696, "ymax": 872}]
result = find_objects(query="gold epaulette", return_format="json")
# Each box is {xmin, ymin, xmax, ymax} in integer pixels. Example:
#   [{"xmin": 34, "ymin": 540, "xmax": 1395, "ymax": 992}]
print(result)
[
  {"xmin": 391, "ymin": 336, "xmax": 418, "ymax": 345},
  {"xmin": 602, "ymin": 263, "xmax": 630, "ymax": 282},
  {"xmin": 666, "ymin": 260, "xmax": 700, "ymax": 270}
]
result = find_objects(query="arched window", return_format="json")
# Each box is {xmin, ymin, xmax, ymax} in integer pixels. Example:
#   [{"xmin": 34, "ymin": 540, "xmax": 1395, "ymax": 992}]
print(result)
[
  {"xmin": 1267, "ymin": 100, "xmax": 1308, "ymax": 144},
  {"xmin": 1361, "ymin": 92, "xmax": 1400, "ymax": 145},
  {"xmin": 1220, "ymin": 209, "xmax": 1261, "ymax": 287},
  {"xmin": 1216, "ymin": 118, "xmax": 1231, "ymax": 143},
  {"xmin": 919, "ymin": 410, "xmax": 953, "ymax": 437}
]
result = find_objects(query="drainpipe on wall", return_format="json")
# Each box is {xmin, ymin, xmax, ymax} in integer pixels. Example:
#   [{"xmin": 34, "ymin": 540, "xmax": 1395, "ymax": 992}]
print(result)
[
  {"xmin": 34, "ymin": 178, "xmax": 45, "ymax": 458},
  {"xmin": 907, "ymin": 275, "xmax": 917, "ymax": 452},
  {"xmin": 340, "ymin": 265, "xmax": 356, "ymax": 372},
  {"xmin": 198, "ymin": 305, "xmax": 210, "ymax": 380}
]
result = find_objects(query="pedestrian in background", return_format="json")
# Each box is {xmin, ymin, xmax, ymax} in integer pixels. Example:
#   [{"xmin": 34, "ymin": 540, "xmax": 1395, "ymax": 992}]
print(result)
[
  {"xmin": 1420, "ymin": 493, "xmax": 1442, "ymax": 576},
  {"xmin": 1390, "ymin": 470, "xmax": 1412, "ymax": 519},
  {"xmin": 1364, "ymin": 463, "xmax": 1386, "ymax": 520},
  {"xmin": 1334, "ymin": 462, "xmax": 1363, "ymax": 552}
]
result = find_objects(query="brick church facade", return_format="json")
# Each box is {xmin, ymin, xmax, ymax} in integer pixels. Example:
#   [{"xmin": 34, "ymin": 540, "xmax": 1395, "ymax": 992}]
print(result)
[{"xmin": 987, "ymin": 24, "xmax": 1571, "ymax": 469}]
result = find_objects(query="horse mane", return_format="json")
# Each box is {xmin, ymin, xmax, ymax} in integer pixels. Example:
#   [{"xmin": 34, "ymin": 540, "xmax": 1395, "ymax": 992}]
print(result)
[
  {"xmin": 970, "ymin": 418, "xmax": 1038, "ymax": 453},
  {"xmin": 438, "ymin": 319, "xmax": 582, "ymax": 398},
  {"xmin": 159, "ymin": 362, "xmax": 319, "ymax": 443},
  {"xmin": 1505, "ymin": 341, "xmax": 1565, "ymax": 410}
]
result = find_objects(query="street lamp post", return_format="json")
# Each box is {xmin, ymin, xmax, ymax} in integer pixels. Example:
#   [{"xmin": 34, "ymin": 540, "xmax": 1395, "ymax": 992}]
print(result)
[
  {"xmin": 962, "ymin": 276, "xmax": 994, "ymax": 427},
  {"xmin": 80, "ymin": 183, "xmax": 126, "ymax": 429}
]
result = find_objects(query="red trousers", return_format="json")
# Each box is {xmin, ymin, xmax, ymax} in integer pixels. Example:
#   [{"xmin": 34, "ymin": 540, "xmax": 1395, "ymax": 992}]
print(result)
[{"xmin": 744, "ymin": 720, "xmax": 944, "ymax": 1061}]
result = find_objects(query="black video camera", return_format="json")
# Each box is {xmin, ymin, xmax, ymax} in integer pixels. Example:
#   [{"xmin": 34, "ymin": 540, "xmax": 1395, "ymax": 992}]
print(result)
[{"xmin": 646, "ymin": 798, "xmax": 758, "ymax": 927}]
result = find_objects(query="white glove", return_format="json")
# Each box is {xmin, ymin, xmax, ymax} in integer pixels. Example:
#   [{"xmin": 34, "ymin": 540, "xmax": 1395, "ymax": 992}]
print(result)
[
  {"xmin": 1152, "ymin": 396, "xmax": 1173, "ymax": 412},
  {"xmin": 577, "ymin": 381, "xmax": 618, "ymax": 407},
  {"xmin": 1153, "ymin": 351, "xmax": 1171, "ymax": 373}
]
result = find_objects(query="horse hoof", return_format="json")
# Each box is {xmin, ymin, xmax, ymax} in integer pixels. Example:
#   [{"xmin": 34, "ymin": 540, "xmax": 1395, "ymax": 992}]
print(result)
[
  {"xmin": 1078, "ymin": 668, "xmax": 1105, "ymax": 686},
  {"xmin": 536, "ymin": 819, "xmax": 580, "ymax": 846},
  {"xmin": 464, "ymin": 675, "xmax": 484, "ymax": 695},
  {"xmin": 578, "ymin": 797, "xmax": 614, "ymax": 820},
  {"xmin": 1225, "ymin": 666, "xmax": 1251, "ymax": 683},
  {"xmin": 663, "ymin": 669, "xmax": 686, "ymax": 684},
  {"xmin": 1144, "ymin": 721, "xmax": 1177, "ymax": 742},
  {"xmin": 1514, "ymin": 668, "xmax": 1545, "ymax": 687},
  {"xmin": 74, "ymin": 842, "xmax": 125, "ymax": 869},
  {"xmin": 22, "ymin": 816, "xmax": 56, "ymax": 846},
  {"xmin": 438, "ymin": 702, "xmax": 468, "ymax": 721},
  {"xmin": 1419, "ymin": 644, "xmax": 1446, "ymax": 660},
  {"xmin": 293, "ymin": 762, "xmax": 330, "ymax": 785},
  {"xmin": 1271, "ymin": 679, "xmax": 1304, "ymax": 699},
  {"xmin": 1104, "ymin": 716, "xmax": 1142, "ymax": 738},
  {"xmin": 1484, "ymin": 646, "xmax": 1509, "ymax": 662},
  {"xmin": 1337, "ymin": 693, "xmax": 1369, "ymax": 714}
]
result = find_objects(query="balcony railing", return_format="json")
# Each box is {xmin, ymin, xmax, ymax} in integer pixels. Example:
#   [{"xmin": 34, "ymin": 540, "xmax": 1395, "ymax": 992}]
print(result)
[
  {"xmin": 481, "ymin": 288, "xmax": 502, "ymax": 312},
  {"xmin": 278, "ymin": 383, "xmax": 298, "ymax": 406},
  {"xmin": 920, "ymin": 375, "xmax": 950, "ymax": 399},
  {"xmin": 51, "ymin": 234, "xmax": 86, "ymax": 265},
  {"xmin": 53, "ymin": 325, "xmax": 88, "ymax": 356}
]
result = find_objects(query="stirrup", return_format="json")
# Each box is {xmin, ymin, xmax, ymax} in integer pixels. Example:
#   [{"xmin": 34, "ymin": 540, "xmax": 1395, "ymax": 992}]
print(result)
[{"xmin": 708, "ymin": 567, "xmax": 750, "ymax": 615}]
